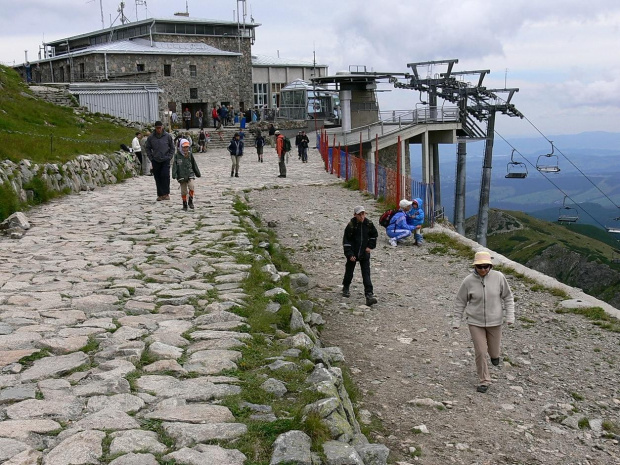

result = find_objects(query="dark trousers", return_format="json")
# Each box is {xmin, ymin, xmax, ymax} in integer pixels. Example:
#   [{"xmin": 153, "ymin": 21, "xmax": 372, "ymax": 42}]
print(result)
[
  {"xmin": 185, "ymin": 120, "xmax": 190, "ymax": 130},
  {"xmin": 151, "ymin": 159, "xmax": 171, "ymax": 197},
  {"xmin": 343, "ymin": 257, "xmax": 373, "ymax": 296},
  {"xmin": 134, "ymin": 151, "xmax": 143, "ymax": 165},
  {"xmin": 278, "ymin": 156, "xmax": 287, "ymax": 176}
]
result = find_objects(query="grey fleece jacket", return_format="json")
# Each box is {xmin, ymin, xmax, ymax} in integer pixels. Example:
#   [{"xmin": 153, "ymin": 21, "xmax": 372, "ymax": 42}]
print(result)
[
  {"xmin": 453, "ymin": 269, "xmax": 515, "ymax": 328},
  {"xmin": 145, "ymin": 130, "xmax": 175, "ymax": 163}
]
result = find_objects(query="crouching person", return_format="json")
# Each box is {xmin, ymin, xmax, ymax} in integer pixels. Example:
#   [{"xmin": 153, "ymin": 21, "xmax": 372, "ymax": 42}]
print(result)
[
  {"xmin": 342, "ymin": 206, "xmax": 378, "ymax": 306},
  {"xmin": 172, "ymin": 139, "xmax": 201, "ymax": 211},
  {"xmin": 386, "ymin": 199, "xmax": 418, "ymax": 247}
]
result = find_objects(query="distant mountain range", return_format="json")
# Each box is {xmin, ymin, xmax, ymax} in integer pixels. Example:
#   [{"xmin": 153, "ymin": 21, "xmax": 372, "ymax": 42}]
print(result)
[{"xmin": 409, "ymin": 131, "xmax": 620, "ymax": 231}]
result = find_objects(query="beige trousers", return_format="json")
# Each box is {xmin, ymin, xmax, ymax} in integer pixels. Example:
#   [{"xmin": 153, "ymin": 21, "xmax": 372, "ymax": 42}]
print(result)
[
  {"xmin": 468, "ymin": 325, "xmax": 502, "ymax": 385},
  {"xmin": 179, "ymin": 179, "xmax": 195, "ymax": 197}
]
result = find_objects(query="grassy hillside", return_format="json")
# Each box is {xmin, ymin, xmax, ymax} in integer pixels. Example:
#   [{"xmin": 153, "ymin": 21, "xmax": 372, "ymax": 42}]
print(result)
[
  {"xmin": 477, "ymin": 209, "xmax": 619, "ymax": 269},
  {"xmin": 0, "ymin": 65, "xmax": 134, "ymax": 163}
]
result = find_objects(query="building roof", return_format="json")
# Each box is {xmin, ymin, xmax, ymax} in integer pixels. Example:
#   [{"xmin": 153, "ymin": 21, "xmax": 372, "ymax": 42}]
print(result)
[
  {"xmin": 28, "ymin": 38, "xmax": 240, "ymax": 65},
  {"xmin": 251, "ymin": 54, "xmax": 326, "ymax": 68},
  {"xmin": 45, "ymin": 16, "xmax": 260, "ymax": 47}
]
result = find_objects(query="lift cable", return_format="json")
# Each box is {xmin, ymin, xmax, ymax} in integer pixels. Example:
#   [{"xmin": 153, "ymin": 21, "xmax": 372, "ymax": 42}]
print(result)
[
  {"xmin": 494, "ymin": 130, "xmax": 609, "ymax": 231},
  {"xmin": 494, "ymin": 96, "xmax": 620, "ymax": 210}
]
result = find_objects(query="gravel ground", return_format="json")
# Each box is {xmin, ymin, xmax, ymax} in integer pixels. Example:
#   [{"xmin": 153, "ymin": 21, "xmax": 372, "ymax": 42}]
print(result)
[{"xmin": 249, "ymin": 182, "xmax": 620, "ymax": 465}]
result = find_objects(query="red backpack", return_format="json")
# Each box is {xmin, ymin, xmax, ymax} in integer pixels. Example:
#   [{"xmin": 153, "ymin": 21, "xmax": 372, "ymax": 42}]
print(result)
[{"xmin": 379, "ymin": 209, "xmax": 398, "ymax": 228}]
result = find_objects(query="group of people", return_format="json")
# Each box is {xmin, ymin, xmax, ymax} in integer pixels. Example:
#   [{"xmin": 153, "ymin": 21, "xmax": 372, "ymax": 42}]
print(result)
[
  {"xmin": 342, "ymin": 203, "xmax": 515, "ymax": 394},
  {"xmin": 295, "ymin": 131, "xmax": 310, "ymax": 163}
]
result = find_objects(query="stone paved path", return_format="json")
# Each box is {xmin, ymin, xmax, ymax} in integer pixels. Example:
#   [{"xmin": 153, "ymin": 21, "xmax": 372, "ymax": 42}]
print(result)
[{"xmin": 0, "ymin": 145, "xmax": 335, "ymax": 464}]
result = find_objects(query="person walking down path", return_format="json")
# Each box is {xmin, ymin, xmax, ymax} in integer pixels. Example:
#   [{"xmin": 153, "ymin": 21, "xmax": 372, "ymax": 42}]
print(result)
[
  {"xmin": 276, "ymin": 131, "xmax": 286, "ymax": 178},
  {"xmin": 386, "ymin": 199, "xmax": 418, "ymax": 247},
  {"xmin": 145, "ymin": 120, "xmax": 175, "ymax": 201},
  {"xmin": 228, "ymin": 132, "xmax": 244, "ymax": 178},
  {"xmin": 453, "ymin": 250, "xmax": 515, "ymax": 393},
  {"xmin": 183, "ymin": 108, "xmax": 191, "ymax": 130},
  {"xmin": 172, "ymin": 138, "xmax": 201, "ymax": 211},
  {"xmin": 299, "ymin": 131, "xmax": 310, "ymax": 163},
  {"xmin": 406, "ymin": 197, "xmax": 425, "ymax": 245},
  {"xmin": 342, "ymin": 205, "xmax": 379, "ymax": 306},
  {"xmin": 254, "ymin": 131, "xmax": 265, "ymax": 162}
]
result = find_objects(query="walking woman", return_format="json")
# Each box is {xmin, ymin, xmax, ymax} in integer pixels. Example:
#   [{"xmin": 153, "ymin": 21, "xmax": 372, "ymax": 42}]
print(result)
[{"xmin": 453, "ymin": 251, "xmax": 515, "ymax": 393}]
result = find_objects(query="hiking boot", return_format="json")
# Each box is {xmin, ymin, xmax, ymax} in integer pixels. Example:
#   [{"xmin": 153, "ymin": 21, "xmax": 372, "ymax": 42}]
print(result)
[
  {"xmin": 182, "ymin": 201, "xmax": 188, "ymax": 211},
  {"xmin": 188, "ymin": 196, "xmax": 194, "ymax": 209},
  {"xmin": 342, "ymin": 286, "xmax": 350, "ymax": 298},
  {"xmin": 162, "ymin": 194, "xmax": 170, "ymax": 200},
  {"xmin": 389, "ymin": 238, "xmax": 397, "ymax": 247},
  {"xmin": 235, "ymin": 172, "xmax": 239, "ymax": 177},
  {"xmin": 477, "ymin": 385, "xmax": 489, "ymax": 393},
  {"xmin": 156, "ymin": 196, "xmax": 162, "ymax": 201},
  {"xmin": 365, "ymin": 294, "xmax": 378, "ymax": 306},
  {"xmin": 231, "ymin": 171, "xmax": 234, "ymax": 177},
  {"xmin": 491, "ymin": 357, "xmax": 500, "ymax": 366}
]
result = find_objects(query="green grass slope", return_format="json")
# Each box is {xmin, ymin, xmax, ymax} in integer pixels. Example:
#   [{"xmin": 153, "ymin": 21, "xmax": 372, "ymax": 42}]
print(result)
[
  {"xmin": 0, "ymin": 65, "xmax": 134, "ymax": 163},
  {"xmin": 481, "ymin": 209, "xmax": 619, "ymax": 269}
]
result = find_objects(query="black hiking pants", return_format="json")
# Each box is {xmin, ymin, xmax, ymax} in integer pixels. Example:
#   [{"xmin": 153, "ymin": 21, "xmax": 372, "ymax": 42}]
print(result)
[{"xmin": 343, "ymin": 257, "xmax": 373, "ymax": 296}]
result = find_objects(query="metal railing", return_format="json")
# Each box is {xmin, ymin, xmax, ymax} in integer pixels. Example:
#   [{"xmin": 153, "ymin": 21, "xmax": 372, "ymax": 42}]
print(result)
[{"xmin": 325, "ymin": 106, "xmax": 460, "ymax": 146}]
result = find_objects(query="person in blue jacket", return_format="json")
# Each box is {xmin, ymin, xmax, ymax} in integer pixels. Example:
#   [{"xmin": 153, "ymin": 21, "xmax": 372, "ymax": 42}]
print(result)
[
  {"xmin": 386, "ymin": 199, "xmax": 417, "ymax": 247},
  {"xmin": 406, "ymin": 197, "xmax": 425, "ymax": 245}
]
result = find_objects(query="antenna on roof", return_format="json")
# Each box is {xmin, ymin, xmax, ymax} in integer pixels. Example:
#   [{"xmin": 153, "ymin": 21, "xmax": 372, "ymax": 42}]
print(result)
[
  {"xmin": 135, "ymin": 0, "xmax": 147, "ymax": 21},
  {"xmin": 174, "ymin": 0, "xmax": 189, "ymax": 17}
]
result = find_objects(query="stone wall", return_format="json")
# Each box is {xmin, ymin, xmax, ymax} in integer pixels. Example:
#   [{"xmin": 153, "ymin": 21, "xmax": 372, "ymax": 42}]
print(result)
[{"xmin": 0, "ymin": 153, "xmax": 139, "ymax": 204}]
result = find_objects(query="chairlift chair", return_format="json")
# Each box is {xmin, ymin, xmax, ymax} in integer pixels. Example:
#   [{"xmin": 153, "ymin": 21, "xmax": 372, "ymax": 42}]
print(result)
[
  {"xmin": 557, "ymin": 196, "xmax": 579, "ymax": 223},
  {"xmin": 536, "ymin": 141, "xmax": 560, "ymax": 173},
  {"xmin": 505, "ymin": 149, "xmax": 528, "ymax": 178},
  {"xmin": 605, "ymin": 216, "xmax": 620, "ymax": 234}
]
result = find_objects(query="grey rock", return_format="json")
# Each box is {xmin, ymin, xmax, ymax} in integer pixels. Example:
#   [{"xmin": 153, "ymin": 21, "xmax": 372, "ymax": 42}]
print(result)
[
  {"xmin": 3, "ymin": 448, "xmax": 43, "ymax": 465},
  {"xmin": 72, "ymin": 408, "xmax": 140, "ymax": 431},
  {"xmin": 0, "ymin": 384, "xmax": 37, "ymax": 404},
  {"xmin": 44, "ymin": 429, "xmax": 105, "ymax": 464},
  {"xmin": 134, "ymin": 375, "xmax": 241, "ymax": 400},
  {"xmin": 108, "ymin": 453, "xmax": 159, "ymax": 465},
  {"xmin": 20, "ymin": 351, "xmax": 89, "ymax": 381},
  {"xmin": 267, "ymin": 360, "xmax": 298, "ymax": 371},
  {"xmin": 270, "ymin": 430, "xmax": 313, "ymax": 465},
  {"xmin": 148, "ymin": 341, "xmax": 183, "ymax": 360},
  {"xmin": 289, "ymin": 273, "xmax": 310, "ymax": 293},
  {"xmin": 164, "ymin": 445, "xmax": 246, "ymax": 465},
  {"xmin": 73, "ymin": 378, "xmax": 131, "ymax": 396},
  {"xmin": 6, "ymin": 398, "xmax": 84, "ymax": 421},
  {"xmin": 260, "ymin": 378, "xmax": 287, "ymax": 397},
  {"xmin": 0, "ymin": 438, "xmax": 30, "ymax": 462},
  {"xmin": 284, "ymin": 332, "xmax": 315, "ymax": 349},
  {"xmin": 86, "ymin": 394, "xmax": 145, "ymax": 413},
  {"xmin": 322, "ymin": 440, "xmax": 364, "ymax": 465},
  {"xmin": 265, "ymin": 302, "xmax": 281, "ymax": 313},
  {"xmin": 145, "ymin": 403, "xmax": 234, "ymax": 423},
  {"xmin": 183, "ymin": 349, "xmax": 240, "ymax": 374},
  {"xmin": 109, "ymin": 430, "xmax": 167, "ymax": 455},
  {"xmin": 290, "ymin": 307, "xmax": 306, "ymax": 332},
  {"xmin": 0, "ymin": 419, "xmax": 61, "ymax": 439},
  {"xmin": 265, "ymin": 287, "xmax": 288, "ymax": 298},
  {"xmin": 162, "ymin": 422, "xmax": 247, "ymax": 447},
  {"xmin": 354, "ymin": 444, "xmax": 390, "ymax": 465}
]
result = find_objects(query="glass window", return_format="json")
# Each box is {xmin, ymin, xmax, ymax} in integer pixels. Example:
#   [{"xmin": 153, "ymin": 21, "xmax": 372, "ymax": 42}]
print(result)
[
  {"xmin": 253, "ymin": 83, "xmax": 268, "ymax": 107},
  {"xmin": 189, "ymin": 65, "xmax": 197, "ymax": 77},
  {"xmin": 164, "ymin": 64, "xmax": 171, "ymax": 76},
  {"xmin": 190, "ymin": 88, "xmax": 198, "ymax": 99},
  {"xmin": 137, "ymin": 64, "xmax": 145, "ymax": 72}
]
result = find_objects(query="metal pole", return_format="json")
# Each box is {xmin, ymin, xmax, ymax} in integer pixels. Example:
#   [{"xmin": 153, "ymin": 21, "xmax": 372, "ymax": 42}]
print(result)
[
  {"xmin": 475, "ymin": 112, "xmax": 496, "ymax": 246},
  {"xmin": 374, "ymin": 134, "xmax": 379, "ymax": 199},
  {"xmin": 454, "ymin": 141, "xmax": 467, "ymax": 235},
  {"xmin": 396, "ymin": 136, "xmax": 401, "ymax": 202}
]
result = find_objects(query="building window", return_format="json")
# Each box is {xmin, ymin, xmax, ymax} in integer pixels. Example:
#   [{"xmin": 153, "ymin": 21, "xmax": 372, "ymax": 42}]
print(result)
[
  {"xmin": 271, "ymin": 83, "xmax": 284, "ymax": 108},
  {"xmin": 78, "ymin": 63, "xmax": 85, "ymax": 80},
  {"xmin": 190, "ymin": 88, "xmax": 198, "ymax": 99},
  {"xmin": 137, "ymin": 63, "xmax": 145, "ymax": 72},
  {"xmin": 164, "ymin": 64, "xmax": 171, "ymax": 76},
  {"xmin": 253, "ymin": 83, "xmax": 268, "ymax": 107},
  {"xmin": 189, "ymin": 65, "xmax": 197, "ymax": 77}
]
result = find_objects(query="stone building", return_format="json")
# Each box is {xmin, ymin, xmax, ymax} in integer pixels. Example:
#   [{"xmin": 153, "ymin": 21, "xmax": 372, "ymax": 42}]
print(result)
[{"xmin": 16, "ymin": 16, "xmax": 259, "ymax": 125}]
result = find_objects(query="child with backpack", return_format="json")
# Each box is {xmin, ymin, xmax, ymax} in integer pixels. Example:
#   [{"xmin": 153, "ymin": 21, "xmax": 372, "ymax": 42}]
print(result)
[{"xmin": 172, "ymin": 139, "xmax": 201, "ymax": 211}]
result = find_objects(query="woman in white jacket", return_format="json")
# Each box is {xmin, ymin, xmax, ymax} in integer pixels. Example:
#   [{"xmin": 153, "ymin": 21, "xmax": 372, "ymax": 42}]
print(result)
[{"xmin": 453, "ymin": 251, "xmax": 515, "ymax": 393}]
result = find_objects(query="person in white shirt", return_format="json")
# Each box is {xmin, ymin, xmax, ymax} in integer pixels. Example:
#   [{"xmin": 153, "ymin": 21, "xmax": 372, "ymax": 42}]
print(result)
[{"xmin": 131, "ymin": 132, "xmax": 143, "ymax": 172}]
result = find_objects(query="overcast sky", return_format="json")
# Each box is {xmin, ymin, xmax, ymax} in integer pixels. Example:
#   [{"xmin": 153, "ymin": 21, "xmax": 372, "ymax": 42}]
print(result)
[{"xmin": 1, "ymin": 0, "xmax": 620, "ymax": 137}]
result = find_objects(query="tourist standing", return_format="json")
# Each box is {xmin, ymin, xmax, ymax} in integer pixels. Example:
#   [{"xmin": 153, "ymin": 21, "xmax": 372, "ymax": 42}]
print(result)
[
  {"xmin": 145, "ymin": 121, "xmax": 175, "ymax": 201},
  {"xmin": 453, "ymin": 251, "xmax": 515, "ymax": 393},
  {"xmin": 227, "ymin": 132, "xmax": 244, "ymax": 178},
  {"xmin": 198, "ymin": 129, "xmax": 207, "ymax": 153},
  {"xmin": 342, "ymin": 205, "xmax": 378, "ymax": 306},
  {"xmin": 131, "ymin": 132, "xmax": 143, "ymax": 171},
  {"xmin": 295, "ymin": 131, "xmax": 303, "ymax": 160},
  {"xmin": 212, "ymin": 106, "xmax": 219, "ymax": 129},
  {"xmin": 195, "ymin": 108, "xmax": 204, "ymax": 128},
  {"xmin": 182, "ymin": 108, "xmax": 191, "ymax": 130},
  {"xmin": 172, "ymin": 138, "xmax": 201, "ymax": 211},
  {"xmin": 276, "ymin": 131, "xmax": 286, "ymax": 178}
]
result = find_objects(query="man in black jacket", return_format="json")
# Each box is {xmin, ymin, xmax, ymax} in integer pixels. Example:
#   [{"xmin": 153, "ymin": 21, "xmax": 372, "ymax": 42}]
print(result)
[
  {"xmin": 342, "ymin": 205, "xmax": 379, "ymax": 306},
  {"xmin": 145, "ymin": 121, "xmax": 175, "ymax": 201}
]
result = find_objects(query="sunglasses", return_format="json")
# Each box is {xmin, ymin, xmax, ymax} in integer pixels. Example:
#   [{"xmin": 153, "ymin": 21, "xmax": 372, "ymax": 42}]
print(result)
[{"xmin": 475, "ymin": 265, "xmax": 491, "ymax": 270}]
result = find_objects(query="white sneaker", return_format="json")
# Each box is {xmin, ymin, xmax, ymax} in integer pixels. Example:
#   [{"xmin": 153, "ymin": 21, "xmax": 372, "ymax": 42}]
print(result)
[{"xmin": 389, "ymin": 238, "xmax": 397, "ymax": 247}]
